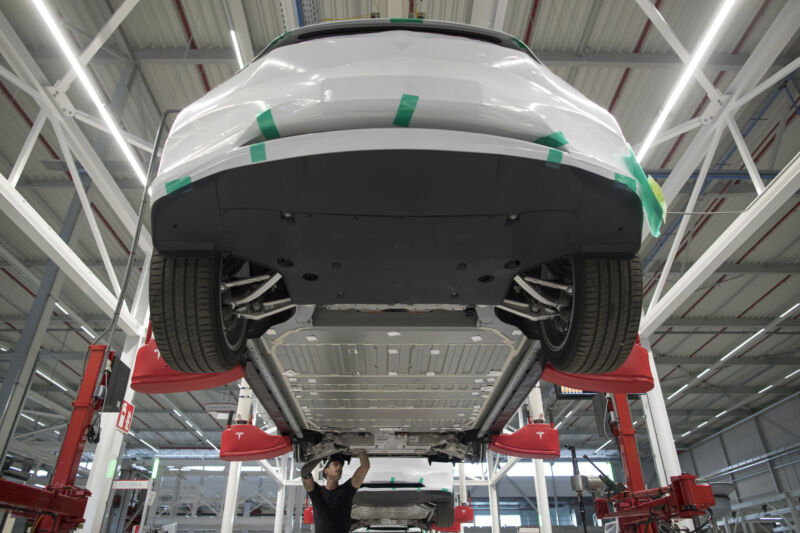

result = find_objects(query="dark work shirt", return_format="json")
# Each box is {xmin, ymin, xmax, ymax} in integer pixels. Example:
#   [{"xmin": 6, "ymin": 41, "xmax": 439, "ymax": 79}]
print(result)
[{"xmin": 307, "ymin": 478, "xmax": 358, "ymax": 533}]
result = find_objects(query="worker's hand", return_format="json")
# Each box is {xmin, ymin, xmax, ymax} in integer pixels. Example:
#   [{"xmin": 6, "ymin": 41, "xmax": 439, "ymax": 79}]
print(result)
[
  {"xmin": 300, "ymin": 457, "xmax": 322, "ymax": 480},
  {"xmin": 356, "ymin": 449, "xmax": 368, "ymax": 460}
]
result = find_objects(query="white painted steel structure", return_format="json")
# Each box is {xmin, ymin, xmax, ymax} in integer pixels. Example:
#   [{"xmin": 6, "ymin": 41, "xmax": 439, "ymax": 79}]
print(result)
[{"xmin": 0, "ymin": 0, "xmax": 798, "ymax": 530}]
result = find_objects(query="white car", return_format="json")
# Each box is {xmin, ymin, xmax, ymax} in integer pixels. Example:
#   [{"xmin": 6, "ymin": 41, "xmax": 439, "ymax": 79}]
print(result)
[
  {"xmin": 149, "ymin": 19, "xmax": 663, "ymax": 379},
  {"xmin": 343, "ymin": 457, "xmax": 455, "ymax": 530}
]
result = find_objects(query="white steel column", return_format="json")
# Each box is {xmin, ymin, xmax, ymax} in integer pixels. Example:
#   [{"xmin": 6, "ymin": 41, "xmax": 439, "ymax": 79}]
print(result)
[
  {"xmin": 458, "ymin": 463, "xmax": 468, "ymax": 532},
  {"xmin": 8, "ymin": 109, "xmax": 47, "ymax": 187},
  {"xmin": 640, "ymin": 337, "xmax": 680, "ymax": 487},
  {"xmin": 221, "ymin": 380, "xmax": 253, "ymax": 533},
  {"xmin": 273, "ymin": 454, "xmax": 289, "ymax": 533},
  {"xmin": 528, "ymin": 385, "xmax": 553, "ymax": 533},
  {"xmin": 487, "ymin": 451, "xmax": 502, "ymax": 531},
  {"xmin": 81, "ymin": 254, "xmax": 151, "ymax": 533}
]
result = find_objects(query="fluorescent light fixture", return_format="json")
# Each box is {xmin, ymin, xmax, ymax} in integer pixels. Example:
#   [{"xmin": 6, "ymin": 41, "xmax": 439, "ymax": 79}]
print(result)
[
  {"xmin": 554, "ymin": 421, "xmax": 562, "ymax": 430},
  {"xmin": 697, "ymin": 368, "xmax": 711, "ymax": 379},
  {"xmin": 21, "ymin": 414, "xmax": 35, "ymax": 422},
  {"xmin": 35, "ymin": 370, "xmax": 68, "ymax": 392},
  {"xmin": 54, "ymin": 430, "xmax": 61, "ymax": 435},
  {"xmin": 172, "ymin": 408, "xmax": 182, "ymax": 417},
  {"xmin": 152, "ymin": 457, "xmax": 160, "ymax": 478},
  {"xmin": 387, "ymin": 331, "xmax": 401, "ymax": 337},
  {"xmin": 715, "ymin": 410, "xmax": 727, "ymax": 418},
  {"xmin": 681, "ymin": 430, "xmax": 692, "ymax": 437},
  {"xmin": 779, "ymin": 302, "xmax": 800, "ymax": 318},
  {"xmin": 195, "ymin": 429, "xmax": 203, "ymax": 437},
  {"xmin": 37, "ymin": 421, "xmax": 46, "ymax": 427},
  {"xmin": 564, "ymin": 410, "xmax": 574, "ymax": 419},
  {"xmin": 80, "ymin": 325, "xmax": 94, "ymax": 337},
  {"xmin": 205, "ymin": 438, "xmax": 219, "ymax": 450},
  {"xmin": 637, "ymin": 0, "xmax": 739, "ymax": 160},
  {"xmin": 139, "ymin": 439, "xmax": 158, "ymax": 453},
  {"xmin": 54, "ymin": 302, "xmax": 69, "ymax": 315},
  {"xmin": 31, "ymin": 0, "xmax": 147, "ymax": 185},
  {"xmin": 720, "ymin": 329, "xmax": 764, "ymax": 361},
  {"xmin": 667, "ymin": 383, "xmax": 689, "ymax": 400},
  {"xmin": 697, "ymin": 421, "xmax": 708, "ymax": 428},
  {"xmin": 758, "ymin": 384, "xmax": 773, "ymax": 394},
  {"xmin": 230, "ymin": 30, "xmax": 244, "ymax": 69},
  {"xmin": 594, "ymin": 439, "xmax": 612, "ymax": 454},
  {"xmin": 0, "ymin": 347, "xmax": 6, "ymax": 351},
  {"xmin": 785, "ymin": 368, "xmax": 800, "ymax": 380},
  {"xmin": 185, "ymin": 420, "xmax": 194, "ymax": 428}
]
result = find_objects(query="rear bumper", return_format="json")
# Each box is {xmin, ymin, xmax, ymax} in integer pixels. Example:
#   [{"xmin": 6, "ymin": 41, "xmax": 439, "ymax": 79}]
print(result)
[{"xmin": 152, "ymin": 148, "xmax": 641, "ymax": 305}]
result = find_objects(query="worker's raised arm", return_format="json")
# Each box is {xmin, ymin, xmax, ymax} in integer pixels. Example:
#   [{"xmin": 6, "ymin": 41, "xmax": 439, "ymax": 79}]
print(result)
[
  {"xmin": 301, "ymin": 458, "xmax": 321, "ymax": 493},
  {"xmin": 350, "ymin": 450, "xmax": 370, "ymax": 489}
]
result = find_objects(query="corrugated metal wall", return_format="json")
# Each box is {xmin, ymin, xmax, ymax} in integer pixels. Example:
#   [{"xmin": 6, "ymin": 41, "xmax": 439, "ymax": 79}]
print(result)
[{"xmin": 680, "ymin": 392, "xmax": 800, "ymax": 509}]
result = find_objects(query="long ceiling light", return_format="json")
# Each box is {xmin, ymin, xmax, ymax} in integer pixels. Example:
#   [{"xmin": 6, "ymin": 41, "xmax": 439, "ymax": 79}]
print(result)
[
  {"xmin": 637, "ymin": 0, "xmax": 739, "ymax": 161},
  {"xmin": 31, "ymin": 0, "xmax": 148, "ymax": 185}
]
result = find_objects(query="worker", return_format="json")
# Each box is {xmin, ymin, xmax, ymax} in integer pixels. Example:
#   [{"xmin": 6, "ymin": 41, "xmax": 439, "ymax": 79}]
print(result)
[{"xmin": 301, "ymin": 450, "xmax": 370, "ymax": 532}]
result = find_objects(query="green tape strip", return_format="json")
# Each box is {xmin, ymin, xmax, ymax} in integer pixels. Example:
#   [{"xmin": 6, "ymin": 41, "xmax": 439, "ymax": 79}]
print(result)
[
  {"xmin": 545, "ymin": 148, "xmax": 563, "ymax": 168},
  {"xmin": 614, "ymin": 172, "xmax": 637, "ymax": 192},
  {"xmin": 391, "ymin": 476, "xmax": 396, "ymax": 490},
  {"xmin": 393, "ymin": 94, "xmax": 419, "ymax": 127},
  {"xmin": 165, "ymin": 176, "xmax": 191, "ymax": 194},
  {"xmin": 534, "ymin": 131, "xmax": 568, "ymax": 148},
  {"xmin": 250, "ymin": 143, "xmax": 267, "ymax": 163},
  {"xmin": 418, "ymin": 476, "xmax": 423, "ymax": 491},
  {"xmin": 622, "ymin": 146, "xmax": 665, "ymax": 237},
  {"xmin": 390, "ymin": 17, "xmax": 423, "ymax": 23},
  {"xmin": 257, "ymin": 108, "xmax": 281, "ymax": 140}
]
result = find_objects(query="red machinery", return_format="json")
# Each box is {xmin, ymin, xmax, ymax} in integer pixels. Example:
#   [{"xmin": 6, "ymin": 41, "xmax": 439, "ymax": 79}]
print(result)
[
  {"xmin": 0, "ymin": 345, "xmax": 114, "ymax": 531},
  {"xmin": 593, "ymin": 393, "xmax": 715, "ymax": 531},
  {"xmin": 130, "ymin": 337, "xmax": 245, "ymax": 394}
]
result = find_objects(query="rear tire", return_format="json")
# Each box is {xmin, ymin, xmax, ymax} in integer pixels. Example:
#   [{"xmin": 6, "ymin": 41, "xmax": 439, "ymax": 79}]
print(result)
[
  {"xmin": 433, "ymin": 502, "xmax": 454, "ymax": 528},
  {"xmin": 150, "ymin": 252, "xmax": 247, "ymax": 373},
  {"xmin": 538, "ymin": 255, "xmax": 642, "ymax": 374}
]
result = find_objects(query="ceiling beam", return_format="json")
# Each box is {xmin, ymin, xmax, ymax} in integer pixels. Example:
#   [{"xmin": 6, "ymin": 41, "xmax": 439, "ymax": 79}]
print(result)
[
  {"xmin": 27, "ymin": 47, "xmax": 796, "ymax": 69},
  {"xmin": 655, "ymin": 354, "xmax": 798, "ymax": 366},
  {"xmin": 661, "ymin": 318, "xmax": 800, "ymax": 328}
]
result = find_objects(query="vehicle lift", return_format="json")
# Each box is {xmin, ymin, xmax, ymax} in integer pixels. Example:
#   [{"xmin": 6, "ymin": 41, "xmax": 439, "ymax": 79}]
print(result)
[
  {"xmin": 554, "ymin": 342, "xmax": 716, "ymax": 533},
  {"xmin": 0, "ymin": 345, "xmax": 115, "ymax": 531}
]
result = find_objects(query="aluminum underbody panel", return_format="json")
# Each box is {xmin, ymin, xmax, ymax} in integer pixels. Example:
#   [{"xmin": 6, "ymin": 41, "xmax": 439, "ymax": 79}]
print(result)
[{"xmin": 251, "ymin": 307, "xmax": 532, "ymax": 454}]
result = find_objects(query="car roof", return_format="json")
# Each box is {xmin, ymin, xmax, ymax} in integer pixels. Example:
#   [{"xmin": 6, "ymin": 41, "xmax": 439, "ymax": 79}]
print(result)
[{"xmin": 254, "ymin": 19, "xmax": 539, "ymax": 63}]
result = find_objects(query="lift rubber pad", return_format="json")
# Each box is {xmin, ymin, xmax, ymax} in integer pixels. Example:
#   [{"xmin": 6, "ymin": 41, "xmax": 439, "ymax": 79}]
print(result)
[
  {"xmin": 152, "ymin": 149, "xmax": 642, "ymax": 305},
  {"xmin": 130, "ymin": 339, "xmax": 244, "ymax": 394},
  {"xmin": 541, "ymin": 340, "xmax": 654, "ymax": 394},
  {"xmin": 488, "ymin": 422, "xmax": 561, "ymax": 459},
  {"xmin": 220, "ymin": 424, "xmax": 292, "ymax": 461}
]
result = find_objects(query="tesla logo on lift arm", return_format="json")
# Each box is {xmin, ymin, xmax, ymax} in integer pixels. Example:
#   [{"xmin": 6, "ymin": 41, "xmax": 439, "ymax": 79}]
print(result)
[
  {"xmin": 236, "ymin": 432, "xmax": 245, "ymax": 440},
  {"xmin": 536, "ymin": 432, "xmax": 545, "ymax": 439}
]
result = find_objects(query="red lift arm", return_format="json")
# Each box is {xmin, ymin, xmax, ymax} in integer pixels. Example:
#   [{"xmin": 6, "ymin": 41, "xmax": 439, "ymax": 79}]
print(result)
[
  {"xmin": 0, "ymin": 345, "xmax": 112, "ymax": 532},
  {"xmin": 594, "ymin": 393, "xmax": 715, "ymax": 532}
]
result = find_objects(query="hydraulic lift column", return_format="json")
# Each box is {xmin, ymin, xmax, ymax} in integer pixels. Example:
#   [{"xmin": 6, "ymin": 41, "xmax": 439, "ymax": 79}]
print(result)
[
  {"xmin": 221, "ymin": 379, "xmax": 253, "ymax": 533},
  {"xmin": 527, "ymin": 384, "xmax": 553, "ymax": 533}
]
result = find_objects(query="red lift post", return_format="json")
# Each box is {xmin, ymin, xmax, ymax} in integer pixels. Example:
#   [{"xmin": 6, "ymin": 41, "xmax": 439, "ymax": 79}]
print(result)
[{"xmin": 0, "ymin": 345, "xmax": 112, "ymax": 532}]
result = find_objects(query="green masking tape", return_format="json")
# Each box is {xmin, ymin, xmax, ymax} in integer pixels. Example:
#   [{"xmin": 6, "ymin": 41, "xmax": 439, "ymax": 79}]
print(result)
[
  {"xmin": 165, "ymin": 176, "xmax": 191, "ymax": 194},
  {"xmin": 393, "ymin": 94, "xmax": 419, "ymax": 127},
  {"xmin": 545, "ymin": 148, "xmax": 563, "ymax": 168},
  {"xmin": 622, "ymin": 147, "xmax": 665, "ymax": 237},
  {"xmin": 257, "ymin": 108, "xmax": 281, "ymax": 140},
  {"xmin": 534, "ymin": 131, "xmax": 568, "ymax": 149},
  {"xmin": 418, "ymin": 476, "xmax": 423, "ymax": 491},
  {"xmin": 250, "ymin": 143, "xmax": 267, "ymax": 163},
  {"xmin": 391, "ymin": 476, "xmax": 396, "ymax": 490},
  {"xmin": 390, "ymin": 18, "xmax": 423, "ymax": 23},
  {"xmin": 614, "ymin": 172, "xmax": 637, "ymax": 192}
]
